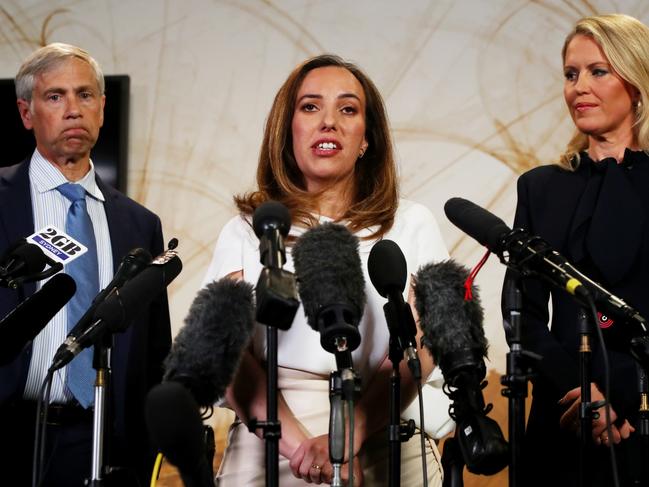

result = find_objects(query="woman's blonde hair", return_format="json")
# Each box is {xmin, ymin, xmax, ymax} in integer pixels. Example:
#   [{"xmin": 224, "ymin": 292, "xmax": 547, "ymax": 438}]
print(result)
[
  {"xmin": 235, "ymin": 54, "xmax": 398, "ymax": 239},
  {"xmin": 559, "ymin": 14, "xmax": 649, "ymax": 169}
]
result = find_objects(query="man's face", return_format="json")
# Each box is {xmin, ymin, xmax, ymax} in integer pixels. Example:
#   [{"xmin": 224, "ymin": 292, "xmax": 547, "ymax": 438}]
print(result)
[{"xmin": 17, "ymin": 57, "xmax": 105, "ymax": 165}]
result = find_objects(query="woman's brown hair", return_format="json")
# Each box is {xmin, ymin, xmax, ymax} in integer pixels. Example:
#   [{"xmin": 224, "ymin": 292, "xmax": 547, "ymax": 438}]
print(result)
[{"xmin": 235, "ymin": 54, "xmax": 398, "ymax": 239}]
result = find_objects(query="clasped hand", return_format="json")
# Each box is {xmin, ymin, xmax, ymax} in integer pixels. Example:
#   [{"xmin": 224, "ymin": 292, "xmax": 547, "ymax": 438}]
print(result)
[
  {"xmin": 559, "ymin": 383, "xmax": 634, "ymax": 446},
  {"xmin": 289, "ymin": 434, "xmax": 364, "ymax": 485}
]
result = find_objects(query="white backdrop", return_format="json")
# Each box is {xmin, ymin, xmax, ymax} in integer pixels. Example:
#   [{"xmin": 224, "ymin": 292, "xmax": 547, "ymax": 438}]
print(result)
[{"xmin": 2, "ymin": 0, "xmax": 649, "ymax": 374}]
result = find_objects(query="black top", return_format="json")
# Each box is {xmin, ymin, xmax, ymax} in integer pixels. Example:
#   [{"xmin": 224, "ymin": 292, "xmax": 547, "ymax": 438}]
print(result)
[{"xmin": 504, "ymin": 150, "xmax": 648, "ymax": 485}]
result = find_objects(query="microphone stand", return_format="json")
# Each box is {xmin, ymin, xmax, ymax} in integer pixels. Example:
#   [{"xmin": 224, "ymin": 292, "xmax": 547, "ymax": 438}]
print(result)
[
  {"xmin": 388, "ymin": 337, "xmax": 403, "ymax": 487},
  {"xmin": 577, "ymin": 308, "xmax": 594, "ymax": 487},
  {"xmin": 638, "ymin": 366, "xmax": 649, "ymax": 485},
  {"xmin": 329, "ymin": 370, "xmax": 345, "ymax": 487},
  {"xmin": 329, "ymin": 348, "xmax": 360, "ymax": 487},
  {"xmin": 386, "ymin": 335, "xmax": 416, "ymax": 487},
  {"xmin": 500, "ymin": 277, "xmax": 540, "ymax": 487},
  {"xmin": 88, "ymin": 333, "xmax": 110, "ymax": 486},
  {"xmin": 249, "ymin": 231, "xmax": 299, "ymax": 487}
]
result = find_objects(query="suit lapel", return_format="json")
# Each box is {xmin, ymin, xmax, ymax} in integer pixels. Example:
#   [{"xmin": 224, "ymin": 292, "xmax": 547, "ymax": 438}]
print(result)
[
  {"xmin": 97, "ymin": 176, "xmax": 131, "ymax": 273},
  {"xmin": 0, "ymin": 159, "xmax": 35, "ymax": 247}
]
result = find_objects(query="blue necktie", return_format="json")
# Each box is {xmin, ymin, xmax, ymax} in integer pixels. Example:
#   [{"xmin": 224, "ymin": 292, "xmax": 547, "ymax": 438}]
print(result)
[{"xmin": 57, "ymin": 182, "xmax": 99, "ymax": 408}]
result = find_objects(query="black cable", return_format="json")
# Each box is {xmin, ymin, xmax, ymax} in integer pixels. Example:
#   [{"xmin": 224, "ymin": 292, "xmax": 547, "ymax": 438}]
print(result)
[
  {"xmin": 347, "ymin": 399, "xmax": 354, "ymax": 487},
  {"xmin": 586, "ymin": 297, "xmax": 620, "ymax": 487},
  {"xmin": 417, "ymin": 381, "xmax": 429, "ymax": 487}
]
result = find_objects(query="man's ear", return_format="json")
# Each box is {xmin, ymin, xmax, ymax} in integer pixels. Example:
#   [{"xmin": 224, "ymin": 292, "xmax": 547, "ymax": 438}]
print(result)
[
  {"xmin": 99, "ymin": 94, "xmax": 106, "ymax": 128},
  {"xmin": 17, "ymin": 99, "xmax": 33, "ymax": 130}
]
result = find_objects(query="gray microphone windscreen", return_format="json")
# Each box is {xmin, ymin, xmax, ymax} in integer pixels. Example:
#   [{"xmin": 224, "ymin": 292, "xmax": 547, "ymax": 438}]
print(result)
[
  {"xmin": 414, "ymin": 259, "xmax": 487, "ymax": 370},
  {"xmin": 163, "ymin": 277, "xmax": 255, "ymax": 407},
  {"xmin": 292, "ymin": 222, "xmax": 366, "ymax": 332}
]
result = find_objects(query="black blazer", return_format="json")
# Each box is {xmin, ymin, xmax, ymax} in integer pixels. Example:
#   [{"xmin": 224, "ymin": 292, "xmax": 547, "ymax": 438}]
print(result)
[
  {"xmin": 503, "ymin": 152, "xmax": 649, "ymax": 485},
  {"xmin": 0, "ymin": 158, "xmax": 172, "ymax": 481},
  {"xmin": 509, "ymin": 152, "xmax": 649, "ymax": 416}
]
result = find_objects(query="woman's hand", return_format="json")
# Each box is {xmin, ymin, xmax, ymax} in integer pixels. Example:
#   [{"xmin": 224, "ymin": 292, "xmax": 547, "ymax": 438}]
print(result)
[
  {"xmin": 289, "ymin": 434, "xmax": 364, "ymax": 485},
  {"xmin": 558, "ymin": 383, "xmax": 634, "ymax": 445}
]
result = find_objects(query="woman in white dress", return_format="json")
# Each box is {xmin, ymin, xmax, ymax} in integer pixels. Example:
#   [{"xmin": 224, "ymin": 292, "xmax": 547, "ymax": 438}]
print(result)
[{"xmin": 204, "ymin": 54, "xmax": 449, "ymax": 486}]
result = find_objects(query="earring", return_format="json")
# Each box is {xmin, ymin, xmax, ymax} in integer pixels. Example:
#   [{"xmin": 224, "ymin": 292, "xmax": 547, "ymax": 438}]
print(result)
[{"xmin": 359, "ymin": 147, "xmax": 366, "ymax": 159}]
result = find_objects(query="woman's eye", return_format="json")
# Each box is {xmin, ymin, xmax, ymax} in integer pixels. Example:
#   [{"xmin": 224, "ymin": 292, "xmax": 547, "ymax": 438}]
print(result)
[
  {"xmin": 564, "ymin": 70, "xmax": 577, "ymax": 81},
  {"xmin": 301, "ymin": 103, "xmax": 318, "ymax": 112},
  {"xmin": 592, "ymin": 68, "xmax": 608, "ymax": 77},
  {"xmin": 341, "ymin": 106, "xmax": 357, "ymax": 115}
]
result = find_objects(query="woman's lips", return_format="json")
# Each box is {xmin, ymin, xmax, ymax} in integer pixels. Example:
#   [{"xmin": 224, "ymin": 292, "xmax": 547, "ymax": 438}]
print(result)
[
  {"xmin": 312, "ymin": 140, "xmax": 341, "ymax": 156},
  {"xmin": 575, "ymin": 103, "xmax": 597, "ymax": 112}
]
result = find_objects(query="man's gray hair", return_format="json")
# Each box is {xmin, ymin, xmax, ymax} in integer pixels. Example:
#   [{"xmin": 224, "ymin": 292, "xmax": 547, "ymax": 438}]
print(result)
[{"xmin": 15, "ymin": 42, "xmax": 105, "ymax": 101}]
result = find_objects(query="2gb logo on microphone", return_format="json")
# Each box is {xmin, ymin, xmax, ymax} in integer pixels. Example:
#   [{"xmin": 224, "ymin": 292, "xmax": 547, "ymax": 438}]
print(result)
[{"xmin": 27, "ymin": 226, "xmax": 88, "ymax": 264}]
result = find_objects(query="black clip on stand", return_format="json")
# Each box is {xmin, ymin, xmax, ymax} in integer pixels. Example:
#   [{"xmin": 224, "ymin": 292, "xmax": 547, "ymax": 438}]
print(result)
[
  {"xmin": 500, "ymin": 277, "xmax": 541, "ymax": 487},
  {"xmin": 248, "ymin": 209, "xmax": 300, "ymax": 487}
]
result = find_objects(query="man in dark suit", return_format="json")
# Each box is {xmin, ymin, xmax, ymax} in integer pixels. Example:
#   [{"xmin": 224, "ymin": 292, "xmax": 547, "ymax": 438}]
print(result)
[{"xmin": 0, "ymin": 43, "xmax": 171, "ymax": 486}]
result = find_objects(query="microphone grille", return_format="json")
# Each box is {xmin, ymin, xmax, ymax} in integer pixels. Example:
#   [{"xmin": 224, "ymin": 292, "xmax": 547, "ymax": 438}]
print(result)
[{"xmin": 252, "ymin": 201, "xmax": 291, "ymax": 238}]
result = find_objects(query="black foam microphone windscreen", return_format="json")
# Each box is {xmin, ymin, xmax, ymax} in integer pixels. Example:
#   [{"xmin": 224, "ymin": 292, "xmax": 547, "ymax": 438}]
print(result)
[
  {"xmin": 367, "ymin": 239, "xmax": 408, "ymax": 298},
  {"xmin": 163, "ymin": 277, "xmax": 255, "ymax": 407},
  {"xmin": 292, "ymin": 222, "xmax": 365, "ymax": 354},
  {"xmin": 145, "ymin": 381, "xmax": 214, "ymax": 487},
  {"xmin": 0, "ymin": 273, "xmax": 76, "ymax": 365},
  {"xmin": 413, "ymin": 259, "xmax": 488, "ymax": 374},
  {"xmin": 444, "ymin": 197, "xmax": 511, "ymax": 253},
  {"xmin": 0, "ymin": 241, "xmax": 49, "ymax": 287}
]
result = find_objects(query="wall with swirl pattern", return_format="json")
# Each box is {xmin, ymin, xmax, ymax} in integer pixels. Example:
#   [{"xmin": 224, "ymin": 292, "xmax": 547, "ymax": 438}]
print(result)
[{"xmin": 2, "ymin": 1, "xmax": 647, "ymax": 483}]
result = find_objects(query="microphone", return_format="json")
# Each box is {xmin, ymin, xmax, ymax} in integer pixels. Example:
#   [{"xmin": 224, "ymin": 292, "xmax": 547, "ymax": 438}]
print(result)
[
  {"xmin": 0, "ymin": 240, "xmax": 60, "ymax": 289},
  {"xmin": 368, "ymin": 239, "xmax": 421, "ymax": 380},
  {"xmin": 49, "ymin": 248, "xmax": 182, "ymax": 371},
  {"xmin": 56, "ymin": 248, "xmax": 152, "ymax": 354},
  {"xmin": 414, "ymin": 259, "xmax": 508, "ymax": 475},
  {"xmin": 252, "ymin": 200, "xmax": 291, "ymax": 269},
  {"xmin": 252, "ymin": 201, "xmax": 299, "ymax": 330},
  {"xmin": 292, "ymin": 222, "xmax": 365, "ymax": 363},
  {"xmin": 0, "ymin": 273, "xmax": 76, "ymax": 365},
  {"xmin": 444, "ymin": 197, "xmax": 648, "ymax": 334},
  {"xmin": 163, "ymin": 277, "xmax": 255, "ymax": 408},
  {"xmin": 145, "ymin": 381, "xmax": 214, "ymax": 487}
]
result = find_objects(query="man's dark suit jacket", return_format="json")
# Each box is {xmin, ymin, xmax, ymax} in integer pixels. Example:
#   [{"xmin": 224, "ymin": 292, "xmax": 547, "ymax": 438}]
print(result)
[{"xmin": 0, "ymin": 158, "xmax": 172, "ymax": 482}]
